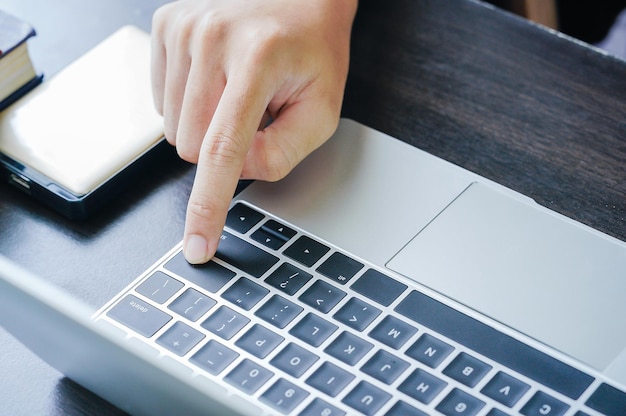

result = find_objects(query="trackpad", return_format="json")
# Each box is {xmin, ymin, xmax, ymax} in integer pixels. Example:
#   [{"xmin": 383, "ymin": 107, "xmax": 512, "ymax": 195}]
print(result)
[{"xmin": 387, "ymin": 182, "xmax": 626, "ymax": 372}]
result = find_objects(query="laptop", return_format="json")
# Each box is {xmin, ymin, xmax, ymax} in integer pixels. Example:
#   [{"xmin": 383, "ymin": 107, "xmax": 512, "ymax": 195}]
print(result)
[{"xmin": 1, "ymin": 119, "xmax": 625, "ymax": 415}]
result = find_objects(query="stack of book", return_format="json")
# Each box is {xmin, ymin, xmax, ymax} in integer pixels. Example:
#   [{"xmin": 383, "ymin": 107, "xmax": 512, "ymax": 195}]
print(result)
[{"xmin": 0, "ymin": 10, "xmax": 42, "ymax": 112}]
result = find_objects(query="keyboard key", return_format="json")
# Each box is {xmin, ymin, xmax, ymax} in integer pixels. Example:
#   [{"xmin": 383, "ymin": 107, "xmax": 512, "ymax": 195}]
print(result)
[
  {"xmin": 405, "ymin": 333, "xmax": 454, "ymax": 368},
  {"xmin": 395, "ymin": 290, "xmax": 594, "ymax": 400},
  {"xmin": 235, "ymin": 324, "xmax": 284, "ymax": 358},
  {"xmin": 260, "ymin": 378, "xmax": 309, "ymax": 414},
  {"xmin": 284, "ymin": 235, "xmax": 330, "ymax": 267},
  {"xmin": 521, "ymin": 391, "xmax": 569, "ymax": 416},
  {"xmin": 398, "ymin": 368, "xmax": 447, "ymax": 404},
  {"xmin": 342, "ymin": 381, "xmax": 391, "ymax": 416},
  {"xmin": 216, "ymin": 231, "xmax": 279, "ymax": 278},
  {"xmin": 168, "ymin": 288, "xmax": 216, "ymax": 321},
  {"xmin": 225, "ymin": 359, "xmax": 273, "ymax": 395},
  {"xmin": 265, "ymin": 262, "xmax": 312, "ymax": 295},
  {"xmin": 270, "ymin": 343, "xmax": 319, "ymax": 377},
  {"xmin": 201, "ymin": 306, "xmax": 250, "ymax": 340},
  {"xmin": 300, "ymin": 398, "xmax": 346, "ymax": 416},
  {"xmin": 255, "ymin": 294, "xmax": 303, "ymax": 329},
  {"xmin": 306, "ymin": 362, "xmax": 355, "ymax": 397},
  {"xmin": 324, "ymin": 331, "xmax": 373, "ymax": 366},
  {"xmin": 360, "ymin": 350, "xmax": 410, "ymax": 384},
  {"xmin": 156, "ymin": 321, "xmax": 204, "ymax": 356},
  {"xmin": 165, "ymin": 252, "xmax": 236, "ymax": 293},
  {"xmin": 481, "ymin": 371, "xmax": 530, "ymax": 407},
  {"xmin": 226, "ymin": 203, "xmax": 264, "ymax": 233},
  {"xmin": 316, "ymin": 252, "xmax": 363, "ymax": 285},
  {"xmin": 368, "ymin": 315, "xmax": 417, "ymax": 349},
  {"xmin": 586, "ymin": 383, "xmax": 626, "ymax": 416},
  {"xmin": 386, "ymin": 401, "xmax": 428, "ymax": 416},
  {"xmin": 333, "ymin": 297, "xmax": 380, "ymax": 331},
  {"xmin": 289, "ymin": 313, "xmax": 338, "ymax": 347},
  {"xmin": 351, "ymin": 269, "xmax": 407, "ymax": 307},
  {"xmin": 251, "ymin": 220, "xmax": 296, "ymax": 250},
  {"xmin": 486, "ymin": 409, "xmax": 510, "ymax": 416},
  {"xmin": 221, "ymin": 277, "xmax": 269, "ymax": 310},
  {"xmin": 435, "ymin": 388, "xmax": 485, "ymax": 416},
  {"xmin": 136, "ymin": 271, "xmax": 183, "ymax": 304},
  {"xmin": 107, "ymin": 295, "xmax": 171, "ymax": 337},
  {"xmin": 299, "ymin": 280, "xmax": 346, "ymax": 314},
  {"xmin": 443, "ymin": 352, "xmax": 492, "ymax": 387},
  {"xmin": 190, "ymin": 339, "xmax": 239, "ymax": 375}
]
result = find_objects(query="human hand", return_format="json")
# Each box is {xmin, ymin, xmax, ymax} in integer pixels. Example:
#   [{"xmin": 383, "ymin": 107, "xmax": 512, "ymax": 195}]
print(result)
[{"xmin": 151, "ymin": 0, "xmax": 357, "ymax": 264}]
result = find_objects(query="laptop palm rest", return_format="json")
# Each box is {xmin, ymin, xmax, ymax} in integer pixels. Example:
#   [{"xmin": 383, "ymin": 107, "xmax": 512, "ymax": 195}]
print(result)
[{"xmin": 387, "ymin": 181, "xmax": 626, "ymax": 380}]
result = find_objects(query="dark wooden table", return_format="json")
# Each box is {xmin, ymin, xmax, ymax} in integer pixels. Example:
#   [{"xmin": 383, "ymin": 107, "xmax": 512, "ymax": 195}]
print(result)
[{"xmin": 1, "ymin": 0, "xmax": 624, "ymax": 414}]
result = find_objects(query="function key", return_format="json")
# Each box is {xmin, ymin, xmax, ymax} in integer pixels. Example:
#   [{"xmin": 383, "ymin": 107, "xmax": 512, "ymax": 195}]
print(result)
[
  {"xmin": 316, "ymin": 252, "xmax": 363, "ymax": 285},
  {"xmin": 226, "ymin": 203, "xmax": 264, "ymax": 234},
  {"xmin": 136, "ymin": 271, "xmax": 184, "ymax": 304},
  {"xmin": 351, "ymin": 269, "xmax": 407, "ymax": 307},
  {"xmin": 284, "ymin": 235, "xmax": 330, "ymax": 267},
  {"xmin": 443, "ymin": 352, "xmax": 492, "ymax": 388}
]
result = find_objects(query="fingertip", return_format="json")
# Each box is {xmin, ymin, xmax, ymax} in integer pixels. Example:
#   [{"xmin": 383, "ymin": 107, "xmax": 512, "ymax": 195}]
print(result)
[{"xmin": 183, "ymin": 234, "xmax": 212, "ymax": 264}]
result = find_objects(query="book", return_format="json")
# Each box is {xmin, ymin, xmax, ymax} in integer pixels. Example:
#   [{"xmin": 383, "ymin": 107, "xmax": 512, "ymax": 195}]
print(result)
[{"xmin": 0, "ymin": 10, "xmax": 43, "ymax": 112}]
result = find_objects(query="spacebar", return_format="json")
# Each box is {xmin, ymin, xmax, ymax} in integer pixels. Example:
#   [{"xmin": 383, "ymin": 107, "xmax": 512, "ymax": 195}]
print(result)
[
  {"xmin": 215, "ymin": 231, "xmax": 279, "ymax": 278},
  {"xmin": 395, "ymin": 290, "xmax": 594, "ymax": 400}
]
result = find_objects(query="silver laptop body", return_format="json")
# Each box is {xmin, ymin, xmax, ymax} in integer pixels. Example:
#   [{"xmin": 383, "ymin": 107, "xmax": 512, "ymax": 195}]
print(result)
[{"xmin": 2, "ymin": 119, "xmax": 625, "ymax": 415}]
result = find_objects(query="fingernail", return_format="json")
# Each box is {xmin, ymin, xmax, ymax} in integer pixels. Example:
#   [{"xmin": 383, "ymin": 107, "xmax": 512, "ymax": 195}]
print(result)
[{"xmin": 184, "ymin": 234, "xmax": 209, "ymax": 264}]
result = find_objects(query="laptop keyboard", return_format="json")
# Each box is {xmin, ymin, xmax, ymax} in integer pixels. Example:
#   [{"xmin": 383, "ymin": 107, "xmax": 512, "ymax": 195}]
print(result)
[{"xmin": 100, "ymin": 202, "xmax": 626, "ymax": 416}]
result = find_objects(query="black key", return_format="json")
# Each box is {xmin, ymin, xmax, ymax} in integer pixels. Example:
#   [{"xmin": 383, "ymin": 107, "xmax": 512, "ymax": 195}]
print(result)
[
  {"xmin": 235, "ymin": 324, "xmax": 284, "ymax": 359},
  {"xmin": 405, "ymin": 333, "xmax": 454, "ymax": 368},
  {"xmin": 260, "ymin": 378, "xmax": 309, "ymax": 414},
  {"xmin": 168, "ymin": 288, "xmax": 217, "ymax": 321},
  {"xmin": 333, "ymin": 297, "xmax": 380, "ymax": 331},
  {"xmin": 360, "ymin": 349, "xmax": 410, "ymax": 384},
  {"xmin": 251, "ymin": 220, "xmax": 296, "ymax": 250},
  {"xmin": 136, "ymin": 271, "xmax": 183, "ymax": 304},
  {"xmin": 156, "ymin": 321, "xmax": 204, "ymax": 356},
  {"xmin": 226, "ymin": 203, "xmax": 264, "ymax": 234},
  {"xmin": 316, "ymin": 252, "xmax": 363, "ymax": 285},
  {"xmin": 386, "ymin": 401, "xmax": 429, "ymax": 416},
  {"xmin": 215, "ymin": 231, "xmax": 279, "ymax": 278},
  {"xmin": 107, "ymin": 295, "xmax": 171, "ymax": 337},
  {"xmin": 486, "ymin": 409, "xmax": 510, "ymax": 416},
  {"xmin": 481, "ymin": 371, "xmax": 530, "ymax": 407},
  {"xmin": 300, "ymin": 398, "xmax": 346, "ymax": 416},
  {"xmin": 398, "ymin": 368, "xmax": 447, "ymax": 404},
  {"xmin": 165, "ymin": 252, "xmax": 236, "ymax": 293},
  {"xmin": 190, "ymin": 339, "xmax": 239, "ymax": 376},
  {"xmin": 324, "ymin": 331, "xmax": 373, "ymax": 366},
  {"xmin": 225, "ymin": 359, "xmax": 273, "ymax": 395},
  {"xmin": 443, "ymin": 352, "xmax": 492, "ymax": 387},
  {"xmin": 299, "ymin": 280, "xmax": 346, "ymax": 314},
  {"xmin": 265, "ymin": 262, "xmax": 312, "ymax": 295},
  {"xmin": 351, "ymin": 269, "xmax": 407, "ymax": 307},
  {"xmin": 255, "ymin": 294, "xmax": 303, "ymax": 329},
  {"xmin": 586, "ymin": 383, "xmax": 626, "ymax": 416},
  {"xmin": 521, "ymin": 391, "xmax": 569, "ymax": 416},
  {"xmin": 306, "ymin": 362, "xmax": 355, "ymax": 397},
  {"xmin": 289, "ymin": 313, "xmax": 338, "ymax": 347},
  {"xmin": 342, "ymin": 381, "xmax": 391, "ymax": 416},
  {"xmin": 436, "ymin": 388, "xmax": 485, "ymax": 416},
  {"xmin": 270, "ymin": 342, "xmax": 319, "ymax": 377},
  {"xmin": 368, "ymin": 315, "xmax": 417, "ymax": 349},
  {"xmin": 221, "ymin": 277, "xmax": 268, "ymax": 310},
  {"xmin": 395, "ymin": 290, "xmax": 594, "ymax": 399},
  {"xmin": 284, "ymin": 235, "xmax": 330, "ymax": 267},
  {"xmin": 201, "ymin": 306, "xmax": 249, "ymax": 340}
]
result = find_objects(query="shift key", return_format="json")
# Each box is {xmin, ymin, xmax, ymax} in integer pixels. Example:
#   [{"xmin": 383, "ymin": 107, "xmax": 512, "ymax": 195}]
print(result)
[{"xmin": 107, "ymin": 295, "xmax": 171, "ymax": 337}]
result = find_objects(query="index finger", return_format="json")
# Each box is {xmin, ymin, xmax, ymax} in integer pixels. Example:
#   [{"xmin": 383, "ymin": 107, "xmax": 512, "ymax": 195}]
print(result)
[{"xmin": 182, "ymin": 73, "xmax": 270, "ymax": 264}]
